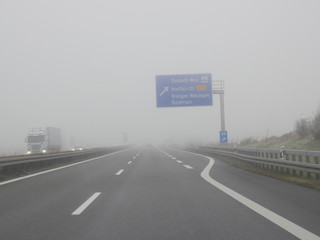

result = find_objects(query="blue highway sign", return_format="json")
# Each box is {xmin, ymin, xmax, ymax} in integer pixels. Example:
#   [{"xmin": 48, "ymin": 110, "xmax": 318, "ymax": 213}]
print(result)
[
  {"xmin": 156, "ymin": 73, "xmax": 213, "ymax": 108},
  {"xmin": 220, "ymin": 130, "xmax": 228, "ymax": 143}
]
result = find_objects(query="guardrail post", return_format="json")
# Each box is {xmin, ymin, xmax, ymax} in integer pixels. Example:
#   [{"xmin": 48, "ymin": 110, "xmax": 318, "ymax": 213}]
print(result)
[
  {"xmin": 285, "ymin": 154, "xmax": 289, "ymax": 160},
  {"xmin": 306, "ymin": 156, "xmax": 310, "ymax": 164},
  {"xmin": 292, "ymin": 169, "xmax": 296, "ymax": 176}
]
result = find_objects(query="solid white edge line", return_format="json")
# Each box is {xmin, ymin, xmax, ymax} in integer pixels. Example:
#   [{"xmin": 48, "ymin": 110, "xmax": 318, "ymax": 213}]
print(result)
[
  {"xmin": 183, "ymin": 164, "xmax": 194, "ymax": 169},
  {"xmin": 72, "ymin": 192, "xmax": 101, "ymax": 215},
  {"xmin": 116, "ymin": 169, "xmax": 124, "ymax": 175},
  {"xmin": 0, "ymin": 148, "xmax": 131, "ymax": 186},
  {"xmin": 168, "ymin": 147, "xmax": 320, "ymax": 240}
]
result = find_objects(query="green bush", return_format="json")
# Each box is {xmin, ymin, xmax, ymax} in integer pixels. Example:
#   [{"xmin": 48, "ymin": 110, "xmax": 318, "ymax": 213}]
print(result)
[
  {"xmin": 295, "ymin": 118, "xmax": 310, "ymax": 137},
  {"xmin": 311, "ymin": 106, "xmax": 320, "ymax": 140},
  {"xmin": 240, "ymin": 137, "xmax": 258, "ymax": 146}
]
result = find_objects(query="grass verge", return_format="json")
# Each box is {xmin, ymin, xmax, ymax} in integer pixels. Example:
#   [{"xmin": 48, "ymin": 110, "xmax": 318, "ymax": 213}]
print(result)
[{"xmin": 244, "ymin": 136, "xmax": 320, "ymax": 151}]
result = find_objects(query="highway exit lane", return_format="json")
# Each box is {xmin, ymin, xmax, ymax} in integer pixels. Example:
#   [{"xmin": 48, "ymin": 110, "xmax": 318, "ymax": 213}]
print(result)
[{"xmin": 163, "ymin": 146, "xmax": 320, "ymax": 238}]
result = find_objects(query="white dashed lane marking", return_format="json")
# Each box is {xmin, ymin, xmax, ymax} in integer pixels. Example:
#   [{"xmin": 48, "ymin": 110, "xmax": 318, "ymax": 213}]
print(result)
[
  {"xmin": 183, "ymin": 165, "xmax": 194, "ymax": 169},
  {"xmin": 71, "ymin": 192, "xmax": 101, "ymax": 216},
  {"xmin": 116, "ymin": 169, "xmax": 124, "ymax": 175}
]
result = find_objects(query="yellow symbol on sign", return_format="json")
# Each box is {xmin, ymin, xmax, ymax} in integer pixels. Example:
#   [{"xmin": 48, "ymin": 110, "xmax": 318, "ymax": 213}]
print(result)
[{"xmin": 197, "ymin": 85, "xmax": 207, "ymax": 91}]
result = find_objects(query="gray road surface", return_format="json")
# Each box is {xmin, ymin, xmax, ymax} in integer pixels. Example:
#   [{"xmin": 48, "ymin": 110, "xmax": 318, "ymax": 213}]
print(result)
[{"xmin": 0, "ymin": 146, "xmax": 319, "ymax": 240}]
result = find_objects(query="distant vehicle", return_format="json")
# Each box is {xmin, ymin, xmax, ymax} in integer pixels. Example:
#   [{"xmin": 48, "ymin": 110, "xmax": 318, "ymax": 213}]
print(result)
[
  {"xmin": 26, "ymin": 127, "xmax": 61, "ymax": 154},
  {"xmin": 72, "ymin": 146, "xmax": 84, "ymax": 151}
]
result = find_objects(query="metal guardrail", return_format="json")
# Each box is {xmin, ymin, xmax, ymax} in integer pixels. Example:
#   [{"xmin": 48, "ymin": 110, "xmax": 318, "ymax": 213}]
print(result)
[
  {"xmin": 0, "ymin": 150, "xmax": 83, "ymax": 164},
  {"xmin": 0, "ymin": 146, "xmax": 128, "ymax": 180},
  {"xmin": 192, "ymin": 146, "xmax": 320, "ymax": 179}
]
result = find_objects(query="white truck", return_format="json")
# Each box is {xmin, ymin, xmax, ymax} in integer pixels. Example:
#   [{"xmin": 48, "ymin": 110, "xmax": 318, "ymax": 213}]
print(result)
[{"xmin": 26, "ymin": 127, "xmax": 61, "ymax": 154}]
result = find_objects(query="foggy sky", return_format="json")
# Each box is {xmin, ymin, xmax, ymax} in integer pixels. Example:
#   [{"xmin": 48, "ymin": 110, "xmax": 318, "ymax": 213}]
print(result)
[{"xmin": 1, "ymin": 0, "xmax": 320, "ymax": 154}]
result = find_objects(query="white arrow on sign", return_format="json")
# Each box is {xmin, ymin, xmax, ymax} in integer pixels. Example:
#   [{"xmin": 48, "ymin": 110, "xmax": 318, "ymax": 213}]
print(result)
[{"xmin": 160, "ymin": 86, "xmax": 169, "ymax": 96}]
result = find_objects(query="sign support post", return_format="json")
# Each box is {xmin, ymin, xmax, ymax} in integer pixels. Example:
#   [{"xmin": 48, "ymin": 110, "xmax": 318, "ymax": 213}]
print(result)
[{"xmin": 213, "ymin": 81, "xmax": 228, "ymax": 143}]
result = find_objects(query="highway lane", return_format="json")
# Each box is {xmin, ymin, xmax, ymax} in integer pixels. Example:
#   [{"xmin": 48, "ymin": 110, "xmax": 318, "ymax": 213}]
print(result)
[
  {"xmin": 0, "ymin": 146, "xmax": 319, "ymax": 239},
  {"xmin": 0, "ymin": 147, "xmax": 141, "ymax": 239}
]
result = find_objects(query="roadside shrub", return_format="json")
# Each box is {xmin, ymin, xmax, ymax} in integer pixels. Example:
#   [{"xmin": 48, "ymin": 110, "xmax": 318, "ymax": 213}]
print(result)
[
  {"xmin": 280, "ymin": 132, "xmax": 295, "ymax": 141},
  {"xmin": 295, "ymin": 118, "xmax": 310, "ymax": 137},
  {"xmin": 240, "ymin": 137, "xmax": 258, "ymax": 146},
  {"xmin": 311, "ymin": 106, "xmax": 320, "ymax": 140}
]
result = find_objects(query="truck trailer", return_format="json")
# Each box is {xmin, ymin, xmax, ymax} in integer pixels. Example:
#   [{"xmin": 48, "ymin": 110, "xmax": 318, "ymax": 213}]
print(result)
[{"xmin": 26, "ymin": 127, "xmax": 61, "ymax": 154}]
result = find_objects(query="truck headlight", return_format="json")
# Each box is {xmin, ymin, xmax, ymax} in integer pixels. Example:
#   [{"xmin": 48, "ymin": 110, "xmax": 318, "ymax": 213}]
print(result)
[
  {"xmin": 42, "ymin": 150, "xmax": 47, "ymax": 153},
  {"xmin": 27, "ymin": 151, "xmax": 31, "ymax": 154}
]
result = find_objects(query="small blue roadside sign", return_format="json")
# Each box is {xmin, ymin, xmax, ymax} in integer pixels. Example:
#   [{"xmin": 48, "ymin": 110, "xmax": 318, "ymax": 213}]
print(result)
[
  {"xmin": 156, "ymin": 73, "xmax": 213, "ymax": 108},
  {"xmin": 220, "ymin": 130, "xmax": 228, "ymax": 143}
]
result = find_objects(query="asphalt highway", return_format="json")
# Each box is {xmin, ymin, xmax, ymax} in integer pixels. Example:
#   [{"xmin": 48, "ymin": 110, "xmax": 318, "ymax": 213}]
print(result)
[{"xmin": 0, "ymin": 146, "xmax": 319, "ymax": 240}]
